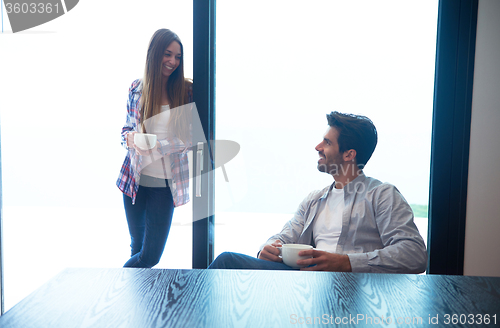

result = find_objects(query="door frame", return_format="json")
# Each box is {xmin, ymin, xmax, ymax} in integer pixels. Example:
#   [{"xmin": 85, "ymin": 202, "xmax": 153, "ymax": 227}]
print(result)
[
  {"xmin": 427, "ymin": 0, "xmax": 478, "ymax": 275},
  {"xmin": 192, "ymin": 0, "xmax": 216, "ymax": 269}
]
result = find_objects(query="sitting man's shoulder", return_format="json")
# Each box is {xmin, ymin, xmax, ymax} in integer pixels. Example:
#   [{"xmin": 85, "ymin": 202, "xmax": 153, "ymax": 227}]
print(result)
[{"xmin": 351, "ymin": 175, "xmax": 399, "ymax": 193}]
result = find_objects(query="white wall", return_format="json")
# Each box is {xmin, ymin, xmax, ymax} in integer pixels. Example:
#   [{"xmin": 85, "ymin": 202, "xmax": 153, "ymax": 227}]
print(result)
[{"xmin": 464, "ymin": 0, "xmax": 500, "ymax": 277}]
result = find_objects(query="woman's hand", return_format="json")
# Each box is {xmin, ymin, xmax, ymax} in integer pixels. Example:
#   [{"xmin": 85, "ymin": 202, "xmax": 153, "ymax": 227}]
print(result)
[
  {"xmin": 127, "ymin": 131, "xmax": 158, "ymax": 156},
  {"xmin": 134, "ymin": 140, "xmax": 160, "ymax": 156},
  {"xmin": 126, "ymin": 131, "xmax": 137, "ymax": 149}
]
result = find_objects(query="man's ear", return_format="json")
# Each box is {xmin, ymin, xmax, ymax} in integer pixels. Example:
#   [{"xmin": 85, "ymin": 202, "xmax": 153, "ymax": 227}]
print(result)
[{"xmin": 344, "ymin": 149, "xmax": 357, "ymax": 162}]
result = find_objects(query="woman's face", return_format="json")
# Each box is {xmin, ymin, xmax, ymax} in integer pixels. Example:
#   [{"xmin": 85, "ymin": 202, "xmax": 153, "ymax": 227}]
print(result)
[{"xmin": 161, "ymin": 41, "xmax": 181, "ymax": 80}]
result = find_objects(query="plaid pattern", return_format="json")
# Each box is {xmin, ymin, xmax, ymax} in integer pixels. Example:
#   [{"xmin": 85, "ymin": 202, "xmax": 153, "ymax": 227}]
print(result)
[{"xmin": 116, "ymin": 79, "xmax": 192, "ymax": 207}]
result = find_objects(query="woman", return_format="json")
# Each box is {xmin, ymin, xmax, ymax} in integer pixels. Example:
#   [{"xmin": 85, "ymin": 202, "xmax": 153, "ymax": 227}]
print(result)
[{"xmin": 117, "ymin": 29, "xmax": 193, "ymax": 268}]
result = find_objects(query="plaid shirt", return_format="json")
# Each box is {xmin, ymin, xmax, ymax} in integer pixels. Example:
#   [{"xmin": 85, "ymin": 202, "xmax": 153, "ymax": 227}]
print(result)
[{"xmin": 116, "ymin": 79, "xmax": 192, "ymax": 207}]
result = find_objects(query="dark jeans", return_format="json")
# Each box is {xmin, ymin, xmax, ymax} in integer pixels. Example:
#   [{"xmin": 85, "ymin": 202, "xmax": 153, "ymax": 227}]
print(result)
[
  {"xmin": 123, "ymin": 175, "xmax": 174, "ymax": 268},
  {"xmin": 208, "ymin": 252, "xmax": 297, "ymax": 270}
]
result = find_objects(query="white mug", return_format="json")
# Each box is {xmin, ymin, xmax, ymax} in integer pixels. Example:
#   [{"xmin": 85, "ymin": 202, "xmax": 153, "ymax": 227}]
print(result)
[
  {"xmin": 134, "ymin": 133, "xmax": 157, "ymax": 150},
  {"xmin": 278, "ymin": 244, "xmax": 313, "ymax": 268}
]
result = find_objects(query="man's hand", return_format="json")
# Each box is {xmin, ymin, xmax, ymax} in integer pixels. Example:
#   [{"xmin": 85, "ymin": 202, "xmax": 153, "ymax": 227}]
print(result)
[
  {"xmin": 258, "ymin": 240, "xmax": 283, "ymax": 262},
  {"xmin": 297, "ymin": 249, "xmax": 352, "ymax": 272}
]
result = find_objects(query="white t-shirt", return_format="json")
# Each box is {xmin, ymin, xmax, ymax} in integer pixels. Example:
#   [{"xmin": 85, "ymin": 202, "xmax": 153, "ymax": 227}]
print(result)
[
  {"xmin": 141, "ymin": 105, "xmax": 172, "ymax": 179},
  {"xmin": 312, "ymin": 187, "xmax": 344, "ymax": 252}
]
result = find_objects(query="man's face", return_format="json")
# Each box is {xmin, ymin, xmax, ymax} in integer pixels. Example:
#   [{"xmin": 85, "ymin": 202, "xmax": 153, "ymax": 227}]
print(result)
[{"xmin": 315, "ymin": 127, "xmax": 345, "ymax": 176}]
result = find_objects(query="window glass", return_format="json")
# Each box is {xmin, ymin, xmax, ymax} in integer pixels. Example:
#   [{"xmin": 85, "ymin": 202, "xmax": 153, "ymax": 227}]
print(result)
[
  {"xmin": 0, "ymin": 1, "xmax": 193, "ymax": 310},
  {"xmin": 214, "ymin": 0, "xmax": 437, "ymax": 258}
]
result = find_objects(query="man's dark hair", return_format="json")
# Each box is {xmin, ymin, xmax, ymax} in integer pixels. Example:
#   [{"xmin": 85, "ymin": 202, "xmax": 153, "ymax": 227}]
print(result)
[{"xmin": 326, "ymin": 111, "xmax": 378, "ymax": 168}]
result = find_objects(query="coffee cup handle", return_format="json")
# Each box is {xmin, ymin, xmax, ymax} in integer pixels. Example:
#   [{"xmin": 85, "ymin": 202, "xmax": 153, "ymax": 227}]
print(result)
[{"xmin": 277, "ymin": 246, "xmax": 282, "ymax": 257}]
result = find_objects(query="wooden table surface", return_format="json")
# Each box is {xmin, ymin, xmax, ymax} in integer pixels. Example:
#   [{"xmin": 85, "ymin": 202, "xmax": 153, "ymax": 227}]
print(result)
[{"xmin": 0, "ymin": 268, "xmax": 498, "ymax": 327}]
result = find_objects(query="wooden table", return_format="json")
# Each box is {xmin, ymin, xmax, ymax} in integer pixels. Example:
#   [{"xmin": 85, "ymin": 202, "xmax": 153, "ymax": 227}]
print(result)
[{"xmin": 0, "ymin": 268, "xmax": 498, "ymax": 327}]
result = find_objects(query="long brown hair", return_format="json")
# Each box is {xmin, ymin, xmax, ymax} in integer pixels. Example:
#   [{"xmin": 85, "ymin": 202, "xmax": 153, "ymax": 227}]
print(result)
[{"xmin": 140, "ymin": 29, "xmax": 191, "ymax": 143}]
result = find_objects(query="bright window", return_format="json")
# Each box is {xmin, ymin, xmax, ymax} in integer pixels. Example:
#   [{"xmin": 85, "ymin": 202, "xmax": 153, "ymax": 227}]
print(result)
[{"xmin": 214, "ymin": 0, "xmax": 437, "ymax": 258}]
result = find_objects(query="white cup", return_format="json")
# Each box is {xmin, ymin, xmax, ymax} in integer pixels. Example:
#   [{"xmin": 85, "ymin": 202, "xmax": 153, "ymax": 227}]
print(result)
[
  {"xmin": 134, "ymin": 133, "xmax": 157, "ymax": 150},
  {"xmin": 278, "ymin": 244, "xmax": 313, "ymax": 268}
]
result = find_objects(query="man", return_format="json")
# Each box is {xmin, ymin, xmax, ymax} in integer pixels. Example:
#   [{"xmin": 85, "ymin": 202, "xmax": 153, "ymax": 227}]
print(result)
[{"xmin": 209, "ymin": 111, "xmax": 427, "ymax": 273}]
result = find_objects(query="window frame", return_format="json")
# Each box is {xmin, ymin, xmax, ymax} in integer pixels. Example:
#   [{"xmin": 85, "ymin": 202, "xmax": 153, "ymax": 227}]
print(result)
[
  {"xmin": 192, "ymin": 0, "xmax": 216, "ymax": 269},
  {"xmin": 427, "ymin": 0, "xmax": 478, "ymax": 275}
]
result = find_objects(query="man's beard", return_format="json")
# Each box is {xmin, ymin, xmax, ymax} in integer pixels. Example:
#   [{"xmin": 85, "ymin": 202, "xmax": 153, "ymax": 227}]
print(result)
[{"xmin": 317, "ymin": 163, "xmax": 341, "ymax": 176}]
